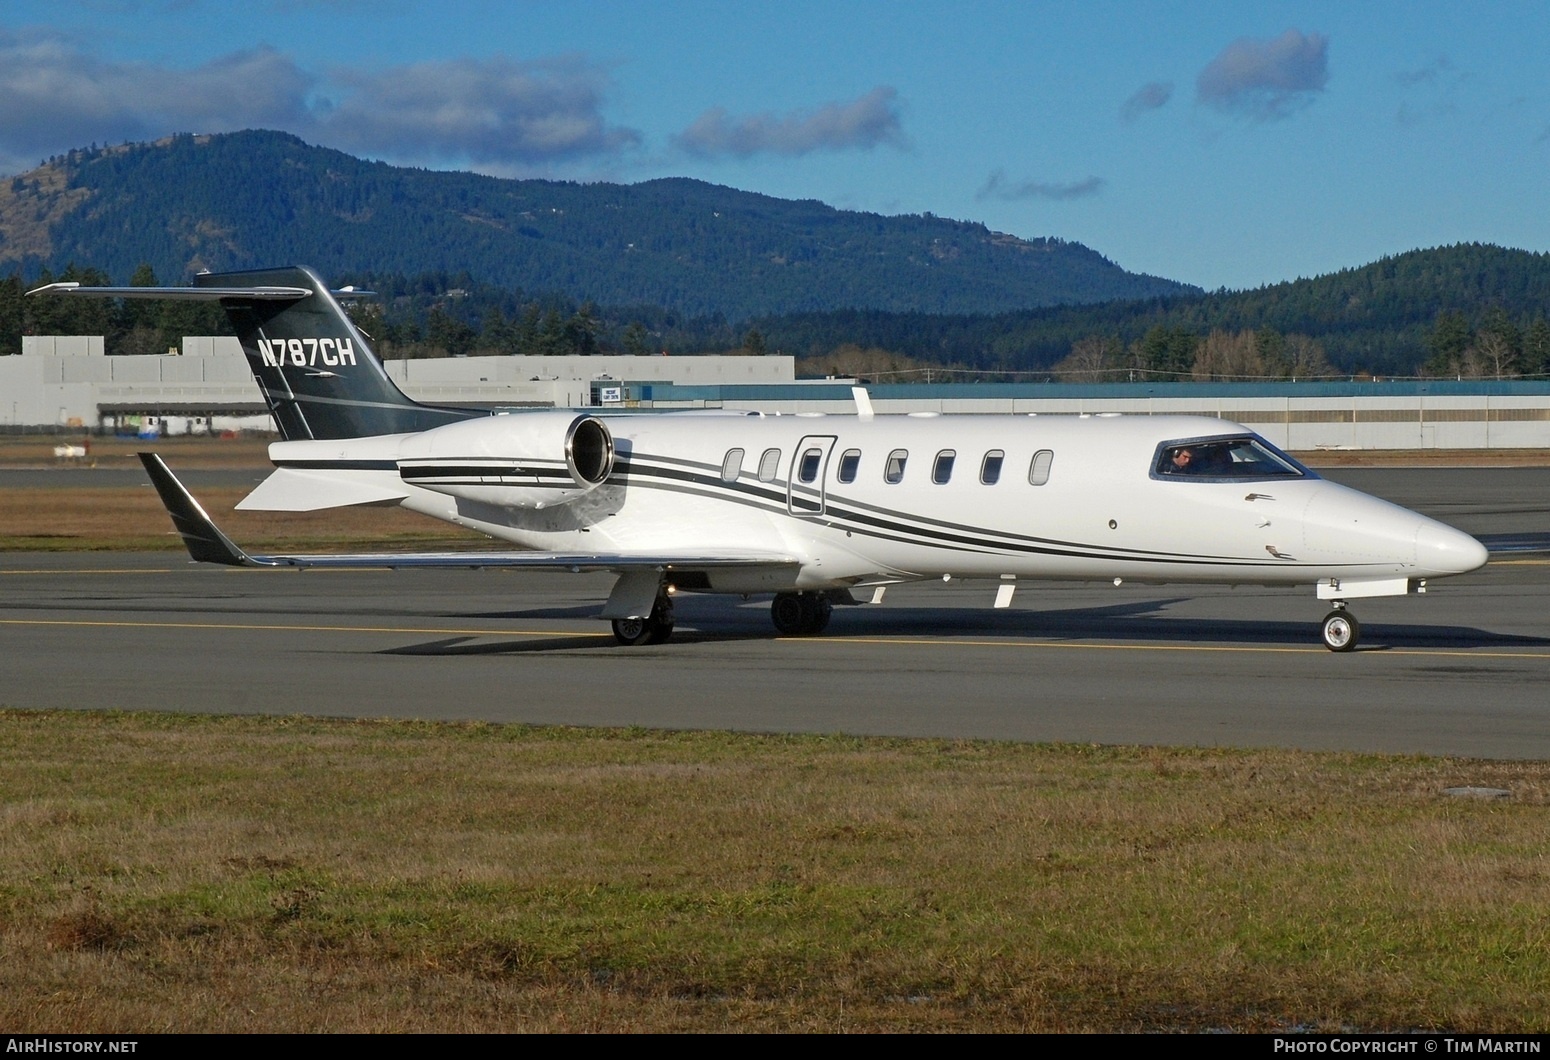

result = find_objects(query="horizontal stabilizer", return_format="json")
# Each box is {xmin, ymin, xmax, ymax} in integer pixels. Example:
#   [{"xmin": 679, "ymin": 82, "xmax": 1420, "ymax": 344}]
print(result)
[
  {"xmin": 28, "ymin": 281, "xmax": 313, "ymax": 301},
  {"xmin": 236, "ymin": 467, "xmax": 409, "ymax": 512},
  {"xmin": 141, "ymin": 452, "xmax": 800, "ymax": 575}
]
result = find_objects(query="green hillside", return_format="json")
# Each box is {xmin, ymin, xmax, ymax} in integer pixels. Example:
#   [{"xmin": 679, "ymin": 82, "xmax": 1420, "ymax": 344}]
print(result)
[
  {"xmin": 753, "ymin": 244, "xmax": 1550, "ymax": 377},
  {"xmin": 0, "ymin": 130, "xmax": 1191, "ymax": 319}
]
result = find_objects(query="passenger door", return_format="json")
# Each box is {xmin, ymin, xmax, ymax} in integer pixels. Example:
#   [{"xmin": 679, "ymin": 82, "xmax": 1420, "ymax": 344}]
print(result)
[{"xmin": 787, "ymin": 435, "xmax": 837, "ymax": 516}]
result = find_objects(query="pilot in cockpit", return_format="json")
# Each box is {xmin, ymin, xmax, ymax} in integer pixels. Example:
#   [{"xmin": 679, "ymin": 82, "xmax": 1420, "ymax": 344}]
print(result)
[{"xmin": 1166, "ymin": 446, "xmax": 1197, "ymax": 474}]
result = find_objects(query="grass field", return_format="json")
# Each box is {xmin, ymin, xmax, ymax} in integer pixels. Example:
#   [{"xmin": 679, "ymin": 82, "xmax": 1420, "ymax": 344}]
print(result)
[
  {"xmin": 2, "ymin": 711, "xmax": 1548, "ymax": 1033},
  {"xmin": 0, "ymin": 434, "xmax": 491, "ymax": 552}
]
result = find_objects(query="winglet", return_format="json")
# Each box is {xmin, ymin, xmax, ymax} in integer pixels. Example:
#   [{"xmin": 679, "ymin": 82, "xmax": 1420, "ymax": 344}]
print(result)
[{"xmin": 138, "ymin": 453, "xmax": 257, "ymax": 566}]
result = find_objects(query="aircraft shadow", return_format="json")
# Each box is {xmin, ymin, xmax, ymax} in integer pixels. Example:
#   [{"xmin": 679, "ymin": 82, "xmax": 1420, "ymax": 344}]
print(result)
[
  {"xmin": 443, "ymin": 604, "xmax": 606, "ymax": 621},
  {"xmin": 380, "ymin": 635, "xmax": 616, "ymax": 656},
  {"xmin": 373, "ymin": 596, "xmax": 1550, "ymax": 656},
  {"xmin": 835, "ymin": 602, "xmax": 1550, "ymax": 652}
]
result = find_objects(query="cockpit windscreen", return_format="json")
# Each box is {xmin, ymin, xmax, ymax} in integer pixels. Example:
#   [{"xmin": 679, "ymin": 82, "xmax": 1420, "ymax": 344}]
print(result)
[{"xmin": 1154, "ymin": 436, "xmax": 1311, "ymax": 480}]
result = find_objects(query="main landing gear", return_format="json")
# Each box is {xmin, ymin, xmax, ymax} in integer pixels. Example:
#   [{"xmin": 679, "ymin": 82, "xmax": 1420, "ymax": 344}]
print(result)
[
  {"xmin": 1320, "ymin": 603, "xmax": 1360, "ymax": 653},
  {"xmin": 611, "ymin": 594, "xmax": 675, "ymax": 645},
  {"xmin": 770, "ymin": 591, "xmax": 832, "ymax": 636}
]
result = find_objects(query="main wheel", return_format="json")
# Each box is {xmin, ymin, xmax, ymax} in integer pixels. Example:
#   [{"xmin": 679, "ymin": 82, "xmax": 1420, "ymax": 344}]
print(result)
[
  {"xmin": 645, "ymin": 598, "xmax": 674, "ymax": 644},
  {"xmin": 771, "ymin": 592, "xmax": 808, "ymax": 635},
  {"xmin": 612, "ymin": 616, "xmax": 652, "ymax": 645},
  {"xmin": 808, "ymin": 595, "xmax": 833, "ymax": 634},
  {"xmin": 613, "ymin": 597, "xmax": 674, "ymax": 645},
  {"xmin": 771, "ymin": 592, "xmax": 833, "ymax": 636},
  {"xmin": 1321, "ymin": 609, "xmax": 1360, "ymax": 652}
]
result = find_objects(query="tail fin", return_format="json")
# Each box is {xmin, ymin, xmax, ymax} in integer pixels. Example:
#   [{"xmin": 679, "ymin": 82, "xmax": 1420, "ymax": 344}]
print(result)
[
  {"xmin": 29, "ymin": 265, "xmax": 484, "ymax": 441},
  {"xmin": 203, "ymin": 266, "xmax": 482, "ymax": 440}
]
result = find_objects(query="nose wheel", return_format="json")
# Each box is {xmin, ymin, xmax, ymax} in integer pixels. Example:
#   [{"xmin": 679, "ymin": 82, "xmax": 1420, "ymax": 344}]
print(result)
[{"xmin": 1320, "ymin": 607, "xmax": 1360, "ymax": 652}]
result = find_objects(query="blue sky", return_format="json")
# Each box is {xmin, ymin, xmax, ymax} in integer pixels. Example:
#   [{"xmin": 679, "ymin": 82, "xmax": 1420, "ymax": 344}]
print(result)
[{"xmin": 3, "ymin": 1, "xmax": 1547, "ymax": 292}]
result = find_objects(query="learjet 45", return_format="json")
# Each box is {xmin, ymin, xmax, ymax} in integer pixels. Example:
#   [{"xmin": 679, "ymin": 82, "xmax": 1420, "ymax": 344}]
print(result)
[{"xmin": 30, "ymin": 266, "xmax": 1488, "ymax": 650}]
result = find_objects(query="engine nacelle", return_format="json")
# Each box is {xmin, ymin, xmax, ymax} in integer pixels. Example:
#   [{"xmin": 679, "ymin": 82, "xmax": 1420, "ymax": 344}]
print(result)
[{"xmin": 396, "ymin": 411, "xmax": 615, "ymax": 510}]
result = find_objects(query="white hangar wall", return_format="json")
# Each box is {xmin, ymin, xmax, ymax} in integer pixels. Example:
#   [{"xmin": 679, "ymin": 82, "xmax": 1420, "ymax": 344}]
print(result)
[{"xmin": 3, "ymin": 338, "xmax": 1549, "ymax": 450}]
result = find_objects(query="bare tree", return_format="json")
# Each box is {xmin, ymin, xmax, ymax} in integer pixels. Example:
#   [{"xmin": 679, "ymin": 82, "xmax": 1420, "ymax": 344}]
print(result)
[
  {"xmin": 1465, "ymin": 330, "xmax": 1517, "ymax": 379},
  {"xmin": 1192, "ymin": 329, "xmax": 1263, "ymax": 381},
  {"xmin": 1285, "ymin": 334, "xmax": 1337, "ymax": 379},
  {"xmin": 1051, "ymin": 335, "xmax": 1123, "ymax": 381}
]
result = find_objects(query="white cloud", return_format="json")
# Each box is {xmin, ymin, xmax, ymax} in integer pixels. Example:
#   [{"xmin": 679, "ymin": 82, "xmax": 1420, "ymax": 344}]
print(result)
[
  {"xmin": 1120, "ymin": 82, "xmax": 1173, "ymax": 123},
  {"xmin": 0, "ymin": 32, "xmax": 640, "ymax": 175},
  {"xmin": 1196, "ymin": 29, "xmax": 1329, "ymax": 121},
  {"xmin": 1394, "ymin": 56, "xmax": 1453, "ymax": 88},
  {"xmin": 674, "ymin": 87, "xmax": 906, "ymax": 158},
  {"xmin": 975, "ymin": 171, "xmax": 1104, "ymax": 202},
  {"xmin": 0, "ymin": 30, "xmax": 313, "ymax": 171},
  {"xmin": 321, "ymin": 55, "xmax": 641, "ymax": 167}
]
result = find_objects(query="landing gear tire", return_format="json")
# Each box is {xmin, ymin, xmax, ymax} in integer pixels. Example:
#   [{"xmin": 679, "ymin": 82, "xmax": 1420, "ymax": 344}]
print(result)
[
  {"xmin": 771, "ymin": 592, "xmax": 833, "ymax": 636},
  {"xmin": 1321, "ymin": 609, "xmax": 1360, "ymax": 652},
  {"xmin": 612, "ymin": 596, "xmax": 674, "ymax": 645}
]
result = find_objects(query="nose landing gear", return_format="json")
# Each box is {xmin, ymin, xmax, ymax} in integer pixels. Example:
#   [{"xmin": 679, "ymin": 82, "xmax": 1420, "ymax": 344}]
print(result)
[{"xmin": 1320, "ymin": 604, "xmax": 1360, "ymax": 652}]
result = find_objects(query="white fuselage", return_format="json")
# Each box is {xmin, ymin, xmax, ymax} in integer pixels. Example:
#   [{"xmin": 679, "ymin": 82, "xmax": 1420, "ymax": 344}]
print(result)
[{"xmin": 251, "ymin": 411, "xmax": 1488, "ymax": 597}]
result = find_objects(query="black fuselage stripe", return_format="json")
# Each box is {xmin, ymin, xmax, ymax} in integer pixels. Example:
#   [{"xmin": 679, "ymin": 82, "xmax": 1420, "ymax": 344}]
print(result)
[
  {"xmin": 271, "ymin": 454, "xmax": 1345, "ymax": 570},
  {"xmin": 614, "ymin": 465, "xmax": 1302, "ymax": 569},
  {"xmin": 617, "ymin": 460, "xmax": 1264, "ymax": 565}
]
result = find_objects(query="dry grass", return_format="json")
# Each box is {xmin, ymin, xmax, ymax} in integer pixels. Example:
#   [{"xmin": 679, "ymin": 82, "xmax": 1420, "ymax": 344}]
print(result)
[
  {"xmin": 0, "ymin": 435, "xmax": 491, "ymax": 551},
  {"xmin": 2, "ymin": 710, "xmax": 1549, "ymax": 1032},
  {"xmin": 0, "ymin": 483, "xmax": 490, "ymax": 552},
  {"xmin": 0, "ymin": 433, "xmax": 274, "ymax": 471}
]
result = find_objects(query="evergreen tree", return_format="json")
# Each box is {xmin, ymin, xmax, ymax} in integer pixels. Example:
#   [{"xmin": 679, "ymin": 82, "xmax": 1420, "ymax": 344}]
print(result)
[
  {"xmin": 426, "ymin": 307, "xmax": 477, "ymax": 357},
  {"xmin": 566, "ymin": 302, "xmax": 600, "ymax": 356},
  {"xmin": 538, "ymin": 309, "xmax": 567, "ymax": 356},
  {"xmin": 1523, "ymin": 316, "xmax": 1550, "ymax": 376},
  {"xmin": 1425, "ymin": 310, "xmax": 1472, "ymax": 376},
  {"xmin": 1138, "ymin": 325, "xmax": 1197, "ymax": 379},
  {"xmin": 0, "ymin": 271, "xmax": 23, "ymax": 354},
  {"xmin": 517, "ymin": 304, "xmax": 543, "ymax": 355},
  {"xmin": 480, "ymin": 306, "xmax": 518, "ymax": 355},
  {"xmin": 622, "ymin": 322, "xmax": 651, "ymax": 356},
  {"xmin": 1255, "ymin": 327, "xmax": 1291, "ymax": 378}
]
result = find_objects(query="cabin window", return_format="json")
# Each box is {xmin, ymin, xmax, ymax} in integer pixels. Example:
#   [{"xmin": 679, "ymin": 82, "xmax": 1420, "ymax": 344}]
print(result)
[
  {"xmin": 1154, "ymin": 436, "xmax": 1309, "ymax": 480},
  {"xmin": 837, "ymin": 449, "xmax": 861, "ymax": 484},
  {"xmin": 798, "ymin": 448, "xmax": 822, "ymax": 483},
  {"xmin": 932, "ymin": 450, "xmax": 956, "ymax": 484},
  {"xmin": 885, "ymin": 449, "xmax": 908, "ymax": 484},
  {"xmin": 758, "ymin": 448, "xmax": 781, "ymax": 482},
  {"xmin": 981, "ymin": 450, "xmax": 1004, "ymax": 484},
  {"xmin": 721, "ymin": 448, "xmax": 744, "ymax": 483},
  {"xmin": 1028, "ymin": 450, "xmax": 1054, "ymax": 486}
]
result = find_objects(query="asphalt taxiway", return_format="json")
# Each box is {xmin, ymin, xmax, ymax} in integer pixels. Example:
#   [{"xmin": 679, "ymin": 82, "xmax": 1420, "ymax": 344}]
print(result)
[{"xmin": 2, "ymin": 466, "xmax": 1547, "ymax": 758}]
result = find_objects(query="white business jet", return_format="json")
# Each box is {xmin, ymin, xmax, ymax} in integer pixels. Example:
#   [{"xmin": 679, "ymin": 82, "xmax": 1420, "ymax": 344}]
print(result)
[{"xmin": 30, "ymin": 267, "xmax": 1488, "ymax": 651}]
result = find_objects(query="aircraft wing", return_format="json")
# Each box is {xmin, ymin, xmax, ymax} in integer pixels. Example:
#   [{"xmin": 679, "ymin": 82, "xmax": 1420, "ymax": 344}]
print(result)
[{"xmin": 139, "ymin": 453, "xmax": 800, "ymax": 574}]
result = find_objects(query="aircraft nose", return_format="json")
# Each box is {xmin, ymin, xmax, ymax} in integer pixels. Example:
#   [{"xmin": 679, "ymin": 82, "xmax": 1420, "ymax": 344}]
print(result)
[{"xmin": 1416, "ymin": 522, "xmax": 1489, "ymax": 575}]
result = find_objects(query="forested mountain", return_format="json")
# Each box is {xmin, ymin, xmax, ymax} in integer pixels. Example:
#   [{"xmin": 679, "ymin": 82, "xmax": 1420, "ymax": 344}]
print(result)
[
  {"xmin": 752, "ymin": 244, "xmax": 1550, "ymax": 377},
  {"xmin": 4, "ymin": 133, "xmax": 1547, "ymax": 377},
  {"xmin": 0, "ymin": 130, "xmax": 1190, "ymax": 318}
]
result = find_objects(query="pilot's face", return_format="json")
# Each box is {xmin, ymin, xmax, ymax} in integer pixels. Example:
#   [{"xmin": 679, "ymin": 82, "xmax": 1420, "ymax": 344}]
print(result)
[{"xmin": 1172, "ymin": 448, "xmax": 1193, "ymax": 468}]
